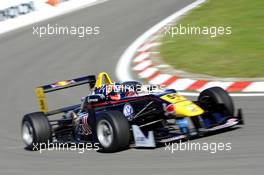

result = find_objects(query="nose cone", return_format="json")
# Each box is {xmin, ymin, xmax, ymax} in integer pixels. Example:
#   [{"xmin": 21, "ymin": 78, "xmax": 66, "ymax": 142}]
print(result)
[
  {"xmin": 175, "ymin": 101, "xmax": 204, "ymax": 117},
  {"xmin": 160, "ymin": 93, "xmax": 204, "ymax": 117}
]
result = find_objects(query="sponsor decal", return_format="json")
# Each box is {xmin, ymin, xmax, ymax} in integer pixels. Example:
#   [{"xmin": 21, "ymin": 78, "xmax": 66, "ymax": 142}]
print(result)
[
  {"xmin": 76, "ymin": 113, "xmax": 92, "ymax": 135},
  {"xmin": 163, "ymin": 103, "xmax": 175, "ymax": 116},
  {"xmin": 51, "ymin": 80, "xmax": 75, "ymax": 88},
  {"xmin": 123, "ymin": 103, "xmax": 134, "ymax": 117},
  {"xmin": 159, "ymin": 135, "xmax": 186, "ymax": 143},
  {"xmin": 132, "ymin": 125, "xmax": 156, "ymax": 147}
]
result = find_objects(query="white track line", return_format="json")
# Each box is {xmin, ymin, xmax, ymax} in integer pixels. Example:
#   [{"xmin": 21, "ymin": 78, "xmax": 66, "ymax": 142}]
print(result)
[
  {"xmin": 243, "ymin": 82, "xmax": 264, "ymax": 92},
  {"xmin": 180, "ymin": 92, "xmax": 264, "ymax": 97}
]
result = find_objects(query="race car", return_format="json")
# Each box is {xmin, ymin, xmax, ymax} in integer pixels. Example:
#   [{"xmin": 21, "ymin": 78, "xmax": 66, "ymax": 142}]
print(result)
[{"xmin": 21, "ymin": 72, "xmax": 244, "ymax": 152}]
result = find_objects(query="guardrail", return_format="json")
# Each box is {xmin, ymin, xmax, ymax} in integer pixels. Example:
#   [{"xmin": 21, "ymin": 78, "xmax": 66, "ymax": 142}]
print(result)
[{"xmin": 0, "ymin": 0, "xmax": 98, "ymax": 35}]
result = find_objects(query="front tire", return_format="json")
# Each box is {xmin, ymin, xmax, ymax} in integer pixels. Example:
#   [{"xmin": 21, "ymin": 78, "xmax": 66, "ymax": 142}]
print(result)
[
  {"xmin": 198, "ymin": 87, "xmax": 234, "ymax": 116},
  {"xmin": 21, "ymin": 112, "xmax": 52, "ymax": 150},
  {"xmin": 96, "ymin": 111, "xmax": 130, "ymax": 152}
]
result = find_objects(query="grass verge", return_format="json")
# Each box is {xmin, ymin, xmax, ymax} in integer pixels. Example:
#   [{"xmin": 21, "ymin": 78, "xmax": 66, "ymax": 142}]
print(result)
[{"xmin": 160, "ymin": 0, "xmax": 264, "ymax": 78}]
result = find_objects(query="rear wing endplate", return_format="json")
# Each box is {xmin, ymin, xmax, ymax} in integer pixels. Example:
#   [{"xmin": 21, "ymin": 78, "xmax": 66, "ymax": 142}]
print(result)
[{"xmin": 35, "ymin": 75, "xmax": 96, "ymax": 113}]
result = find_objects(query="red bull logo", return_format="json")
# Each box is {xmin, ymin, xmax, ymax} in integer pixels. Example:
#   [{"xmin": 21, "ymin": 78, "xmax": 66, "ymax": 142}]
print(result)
[{"xmin": 51, "ymin": 80, "xmax": 75, "ymax": 88}]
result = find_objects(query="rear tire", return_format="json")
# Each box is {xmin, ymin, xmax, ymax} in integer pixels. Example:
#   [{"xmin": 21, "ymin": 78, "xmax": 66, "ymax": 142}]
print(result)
[
  {"xmin": 21, "ymin": 112, "xmax": 52, "ymax": 150},
  {"xmin": 96, "ymin": 111, "xmax": 130, "ymax": 152}
]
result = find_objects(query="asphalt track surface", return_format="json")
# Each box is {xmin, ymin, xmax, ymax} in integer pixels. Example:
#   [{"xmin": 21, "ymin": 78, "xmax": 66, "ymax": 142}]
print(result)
[{"xmin": 0, "ymin": 0, "xmax": 263, "ymax": 174}]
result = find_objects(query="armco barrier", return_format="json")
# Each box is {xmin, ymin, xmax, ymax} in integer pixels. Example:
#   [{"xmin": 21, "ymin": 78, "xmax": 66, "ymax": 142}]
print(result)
[
  {"xmin": 0, "ymin": 1, "xmax": 35, "ymax": 22},
  {"xmin": 0, "ymin": 0, "xmax": 99, "ymax": 35}
]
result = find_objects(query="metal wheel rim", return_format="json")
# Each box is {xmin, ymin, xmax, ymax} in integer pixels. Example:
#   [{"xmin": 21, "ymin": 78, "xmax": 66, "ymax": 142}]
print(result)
[
  {"xmin": 97, "ymin": 120, "xmax": 114, "ymax": 148},
  {"xmin": 22, "ymin": 121, "xmax": 34, "ymax": 146}
]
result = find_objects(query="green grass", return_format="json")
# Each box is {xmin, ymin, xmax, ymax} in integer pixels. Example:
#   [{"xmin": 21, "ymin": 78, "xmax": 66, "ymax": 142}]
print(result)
[{"xmin": 160, "ymin": 0, "xmax": 264, "ymax": 78}]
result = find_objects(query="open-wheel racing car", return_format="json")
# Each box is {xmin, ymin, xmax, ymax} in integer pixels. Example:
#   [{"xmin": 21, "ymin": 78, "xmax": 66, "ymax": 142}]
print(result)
[{"xmin": 21, "ymin": 72, "xmax": 244, "ymax": 152}]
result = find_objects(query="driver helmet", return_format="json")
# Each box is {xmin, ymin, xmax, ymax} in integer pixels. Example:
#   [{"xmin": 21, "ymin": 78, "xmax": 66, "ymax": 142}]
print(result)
[{"xmin": 94, "ymin": 83, "xmax": 123, "ymax": 100}]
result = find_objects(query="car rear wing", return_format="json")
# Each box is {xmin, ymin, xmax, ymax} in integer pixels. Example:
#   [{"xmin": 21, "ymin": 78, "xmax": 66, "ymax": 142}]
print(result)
[{"xmin": 35, "ymin": 75, "xmax": 96, "ymax": 114}]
